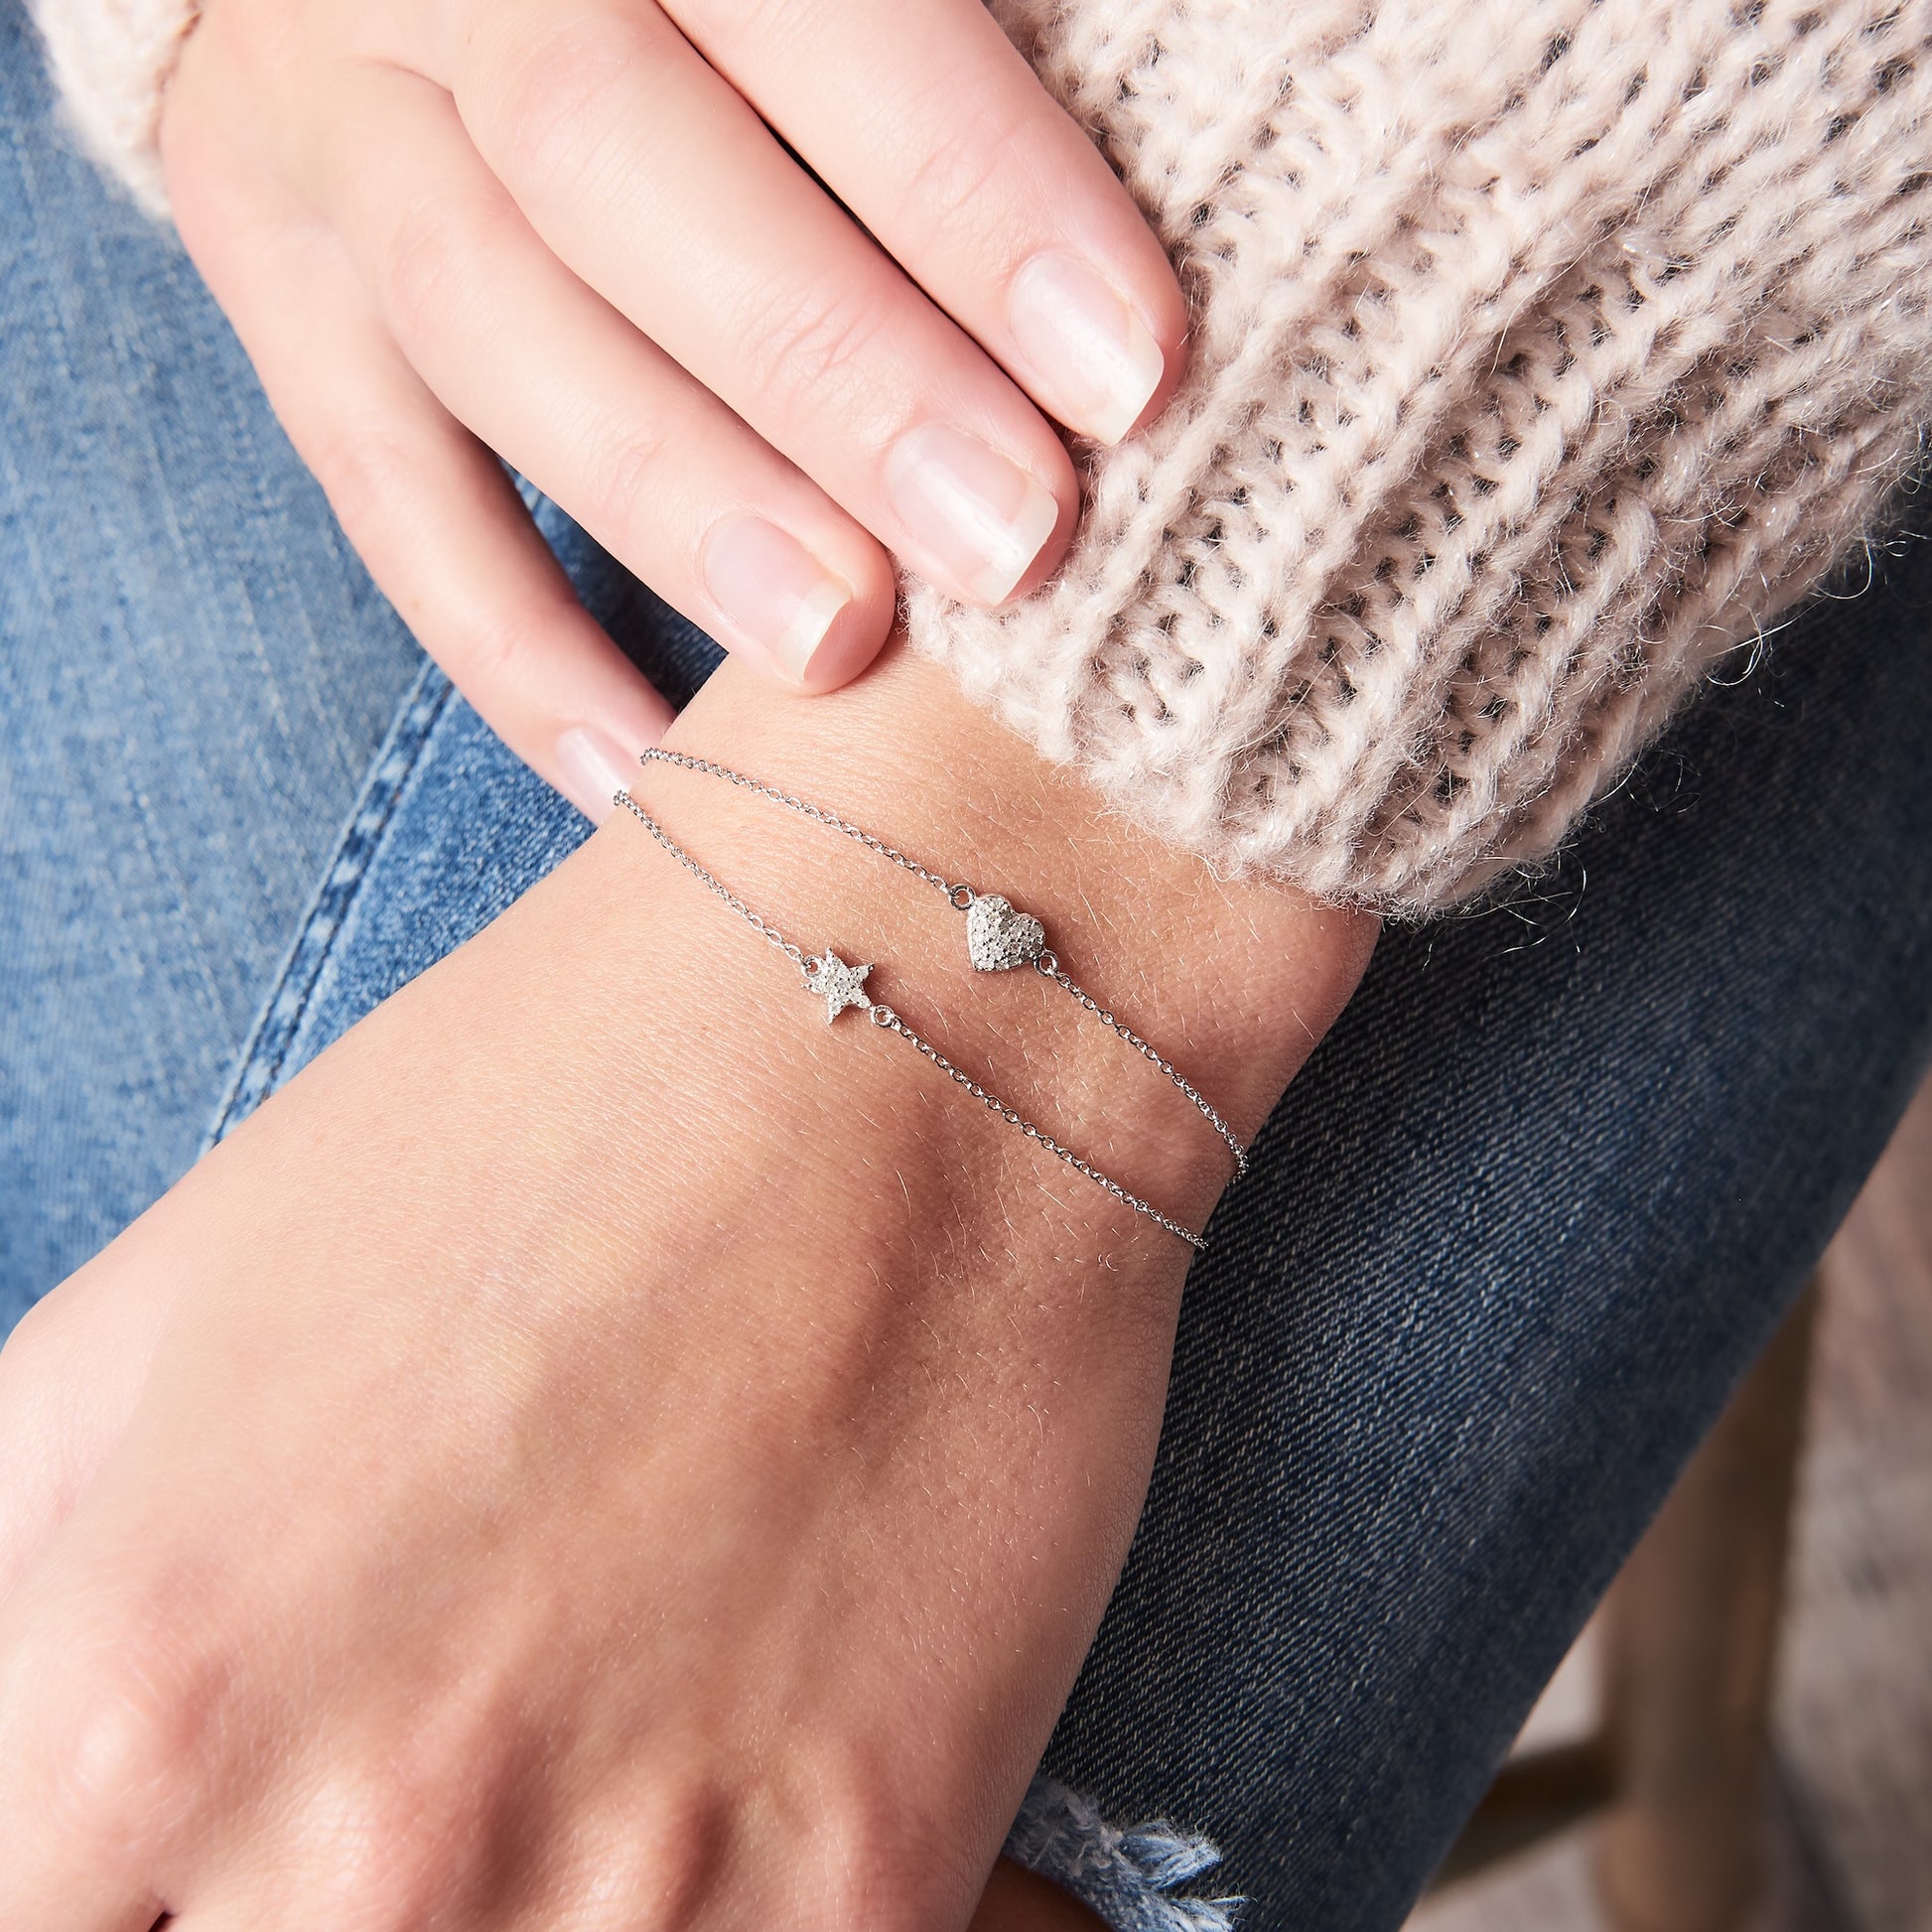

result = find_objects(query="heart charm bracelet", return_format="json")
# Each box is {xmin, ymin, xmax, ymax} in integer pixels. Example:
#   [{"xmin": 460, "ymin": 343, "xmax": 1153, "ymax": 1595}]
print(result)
[
  {"xmin": 630, "ymin": 748, "xmax": 1248, "ymax": 1186},
  {"xmin": 614, "ymin": 750, "xmax": 1250, "ymax": 1251}
]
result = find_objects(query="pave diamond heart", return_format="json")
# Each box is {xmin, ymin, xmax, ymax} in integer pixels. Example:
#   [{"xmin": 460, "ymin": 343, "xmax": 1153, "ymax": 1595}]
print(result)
[{"xmin": 965, "ymin": 893, "xmax": 1046, "ymax": 972}]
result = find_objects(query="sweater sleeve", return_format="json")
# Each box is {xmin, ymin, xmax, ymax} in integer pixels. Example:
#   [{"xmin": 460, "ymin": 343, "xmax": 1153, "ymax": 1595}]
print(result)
[
  {"xmin": 28, "ymin": 0, "xmax": 196, "ymax": 211},
  {"xmin": 907, "ymin": 0, "xmax": 1932, "ymax": 914},
  {"xmin": 33, "ymin": 0, "xmax": 1932, "ymax": 914}
]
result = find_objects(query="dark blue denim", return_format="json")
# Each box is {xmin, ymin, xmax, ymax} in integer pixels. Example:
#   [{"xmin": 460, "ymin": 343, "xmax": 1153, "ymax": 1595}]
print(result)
[{"xmin": 4, "ymin": 12, "xmax": 1930, "ymax": 1929}]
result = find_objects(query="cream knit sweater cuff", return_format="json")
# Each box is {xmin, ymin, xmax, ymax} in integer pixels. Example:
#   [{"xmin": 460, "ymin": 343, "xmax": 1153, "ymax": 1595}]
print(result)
[
  {"xmin": 912, "ymin": 0, "xmax": 1932, "ymax": 914},
  {"xmin": 31, "ymin": 0, "xmax": 195, "ymax": 212},
  {"xmin": 32, "ymin": 0, "xmax": 1932, "ymax": 913}
]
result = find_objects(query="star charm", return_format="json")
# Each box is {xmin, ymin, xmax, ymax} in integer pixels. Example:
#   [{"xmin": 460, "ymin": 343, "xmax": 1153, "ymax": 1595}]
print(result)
[{"xmin": 803, "ymin": 948, "xmax": 874, "ymax": 1023}]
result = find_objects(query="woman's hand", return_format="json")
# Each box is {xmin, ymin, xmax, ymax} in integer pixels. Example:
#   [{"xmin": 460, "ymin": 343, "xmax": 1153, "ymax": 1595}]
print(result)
[
  {"xmin": 154, "ymin": 0, "xmax": 1187, "ymax": 818},
  {"xmin": 0, "ymin": 647, "xmax": 1370, "ymax": 1930}
]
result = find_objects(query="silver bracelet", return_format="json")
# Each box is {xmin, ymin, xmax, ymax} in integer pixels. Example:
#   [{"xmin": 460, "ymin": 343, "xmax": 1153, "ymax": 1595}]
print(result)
[
  {"xmin": 613, "ymin": 757, "xmax": 1245, "ymax": 1253},
  {"xmin": 634, "ymin": 748, "xmax": 1247, "ymax": 1180}
]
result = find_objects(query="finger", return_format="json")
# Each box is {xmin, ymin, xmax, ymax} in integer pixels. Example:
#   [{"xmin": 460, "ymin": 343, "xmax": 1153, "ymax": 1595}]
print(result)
[
  {"xmin": 163, "ymin": 91, "xmax": 673, "ymax": 821},
  {"xmin": 447, "ymin": 0, "xmax": 1079, "ymax": 609},
  {"xmin": 312, "ymin": 64, "xmax": 898, "ymax": 692},
  {"xmin": 671, "ymin": 0, "xmax": 1188, "ymax": 447}
]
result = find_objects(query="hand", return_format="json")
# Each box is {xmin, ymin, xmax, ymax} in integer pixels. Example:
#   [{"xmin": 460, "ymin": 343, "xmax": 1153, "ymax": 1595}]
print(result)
[
  {"xmin": 154, "ymin": 0, "xmax": 1187, "ymax": 819},
  {"xmin": 0, "ymin": 647, "xmax": 1371, "ymax": 1930}
]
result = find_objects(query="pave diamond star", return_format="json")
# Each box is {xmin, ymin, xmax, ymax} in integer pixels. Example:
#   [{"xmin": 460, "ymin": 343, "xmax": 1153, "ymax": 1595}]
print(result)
[{"xmin": 803, "ymin": 948, "xmax": 874, "ymax": 1024}]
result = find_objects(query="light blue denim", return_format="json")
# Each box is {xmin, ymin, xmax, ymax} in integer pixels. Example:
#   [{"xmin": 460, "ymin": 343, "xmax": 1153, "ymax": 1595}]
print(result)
[{"xmin": 5, "ymin": 13, "xmax": 1932, "ymax": 1928}]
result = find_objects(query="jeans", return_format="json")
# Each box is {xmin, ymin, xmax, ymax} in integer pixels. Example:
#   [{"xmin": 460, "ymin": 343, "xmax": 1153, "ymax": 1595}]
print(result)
[{"xmin": 4, "ymin": 14, "xmax": 1931, "ymax": 1930}]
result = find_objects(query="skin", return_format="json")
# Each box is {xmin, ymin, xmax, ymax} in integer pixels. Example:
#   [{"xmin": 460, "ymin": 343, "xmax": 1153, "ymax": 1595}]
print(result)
[
  {"xmin": 0, "ymin": 643, "xmax": 1375, "ymax": 1929},
  {"xmin": 157, "ymin": 0, "xmax": 1189, "ymax": 812}
]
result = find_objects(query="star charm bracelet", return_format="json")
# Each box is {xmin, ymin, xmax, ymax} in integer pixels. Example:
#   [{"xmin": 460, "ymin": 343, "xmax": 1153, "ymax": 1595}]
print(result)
[{"xmin": 615, "ymin": 759, "xmax": 1246, "ymax": 1253}]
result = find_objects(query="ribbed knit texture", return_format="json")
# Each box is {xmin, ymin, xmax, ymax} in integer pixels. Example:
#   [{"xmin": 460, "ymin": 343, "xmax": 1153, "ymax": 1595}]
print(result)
[
  {"xmin": 33, "ymin": 0, "xmax": 1932, "ymax": 911},
  {"xmin": 912, "ymin": 0, "xmax": 1932, "ymax": 911}
]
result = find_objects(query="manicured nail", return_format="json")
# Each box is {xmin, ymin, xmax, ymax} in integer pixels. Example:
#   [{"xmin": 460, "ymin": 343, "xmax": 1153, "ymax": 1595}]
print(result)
[
  {"xmin": 884, "ymin": 423, "xmax": 1060, "ymax": 605},
  {"xmin": 702, "ymin": 515, "xmax": 852, "ymax": 682},
  {"xmin": 1008, "ymin": 250, "xmax": 1166, "ymax": 446},
  {"xmin": 553, "ymin": 726, "xmax": 639, "ymax": 825}
]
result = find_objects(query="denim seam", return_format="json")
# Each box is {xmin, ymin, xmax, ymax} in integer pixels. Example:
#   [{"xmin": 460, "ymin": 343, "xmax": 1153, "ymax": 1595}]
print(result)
[{"xmin": 204, "ymin": 659, "xmax": 451, "ymax": 1149}]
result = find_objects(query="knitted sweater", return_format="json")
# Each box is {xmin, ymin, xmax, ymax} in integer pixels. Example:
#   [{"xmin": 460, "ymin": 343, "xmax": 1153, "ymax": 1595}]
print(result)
[{"xmin": 34, "ymin": 0, "xmax": 1932, "ymax": 914}]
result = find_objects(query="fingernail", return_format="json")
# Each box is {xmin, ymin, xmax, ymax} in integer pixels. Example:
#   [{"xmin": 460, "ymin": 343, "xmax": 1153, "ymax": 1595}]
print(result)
[
  {"xmin": 553, "ymin": 726, "xmax": 639, "ymax": 825},
  {"xmin": 884, "ymin": 423, "xmax": 1061, "ymax": 605},
  {"xmin": 1008, "ymin": 250, "xmax": 1166, "ymax": 446},
  {"xmin": 702, "ymin": 515, "xmax": 853, "ymax": 682}
]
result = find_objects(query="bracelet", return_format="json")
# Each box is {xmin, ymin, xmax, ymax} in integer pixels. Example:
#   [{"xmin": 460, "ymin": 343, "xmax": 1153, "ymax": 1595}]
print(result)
[
  {"xmin": 634, "ymin": 749, "xmax": 1248, "ymax": 1179},
  {"xmin": 614, "ymin": 754, "xmax": 1247, "ymax": 1253}
]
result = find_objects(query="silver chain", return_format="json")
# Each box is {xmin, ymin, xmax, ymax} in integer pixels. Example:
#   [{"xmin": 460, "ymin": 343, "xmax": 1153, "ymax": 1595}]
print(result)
[
  {"xmin": 637, "ymin": 747, "xmax": 1247, "ymax": 1181},
  {"xmin": 613, "ymin": 786, "xmax": 1208, "ymax": 1252},
  {"xmin": 639, "ymin": 748, "xmax": 964, "ymax": 899},
  {"xmin": 1031, "ymin": 958, "xmax": 1247, "ymax": 1179},
  {"xmin": 863, "ymin": 1006, "xmax": 1206, "ymax": 1249},
  {"xmin": 612, "ymin": 787, "xmax": 811, "ymax": 970}
]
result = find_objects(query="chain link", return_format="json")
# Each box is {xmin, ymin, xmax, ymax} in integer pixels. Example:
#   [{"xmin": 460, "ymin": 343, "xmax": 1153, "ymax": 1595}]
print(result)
[
  {"xmin": 614, "ymin": 789, "xmax": 810, "ymax": 969},
  {"xmin": 1035, "ymin": 959, "xmax": 1248, "ymax": 1179},
  {"xmin": 637, "ymin": 747, "xmax": 1247, "ymax": 1182},
  {"xmin": 866, "ymin": 1007, "xmax": 1207, "ymax": 1250},
  {"xmin": 640, "ymin": 748, "xmax": 961, "ymax": 898},
  {"xmin": 613, "ymin": 785, "xmax": 1207, "ymax": 1253}
]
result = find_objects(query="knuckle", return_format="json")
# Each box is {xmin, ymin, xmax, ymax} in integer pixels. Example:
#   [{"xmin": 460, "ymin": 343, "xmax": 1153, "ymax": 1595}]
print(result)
[
  {"xmin": 797, "ymin": 1781, "xmax": 953, "ymax": 1932},
  {"xmin": 290, "ymin": 1698, "xmax": 539, "ymax": 1925},
  {"xmin": 579, "ymin": 1777, "xmax": 735, "ymax": 1928},
  {"xmin": 292, "ymin": 1763, "xmax": 471, "ymax": 1922},
  {"xmin": 572, "ymin": 407, "xmax": 675, "ymax": 558},
  {"xmin": 893, "ymin": 109, "xmax": 1024, "ymax": 256},
  {"xmin": 736, "ymin": 278, "xmax": 898, "ymax": 426},
  {"xmin": 374, "ymin": 188, "xmax": 499, "ymax": 357},
  {"xmin": 465, "ymin": 10, "xmax": 664, "ymax": 198},
  {"xmin": 562, "ymin": 1772, "xmax": 956, "ymax": 1932},
  {"xmin": 303, "ymin": 421, "xmax": 424, "ymax": 550},
  {"xmin": 443, "ymin": 600, "xmax": 553, "ymax": 698},
  {"xmin": 24, "ymin": 1625, "xmax": 217, "ymax": 1844}
]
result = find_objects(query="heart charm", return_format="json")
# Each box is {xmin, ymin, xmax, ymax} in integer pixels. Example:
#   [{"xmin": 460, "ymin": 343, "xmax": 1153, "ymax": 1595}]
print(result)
[{"xmin": 965, "ymin": 893, "xmax": 1046, "ymax": 972}]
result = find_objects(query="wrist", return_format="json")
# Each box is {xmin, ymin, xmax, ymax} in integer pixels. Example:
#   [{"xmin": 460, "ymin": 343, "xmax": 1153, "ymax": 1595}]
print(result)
[{"xmin": 633, "ymin": 637, "xmax": 1376, "ymax": 1236}]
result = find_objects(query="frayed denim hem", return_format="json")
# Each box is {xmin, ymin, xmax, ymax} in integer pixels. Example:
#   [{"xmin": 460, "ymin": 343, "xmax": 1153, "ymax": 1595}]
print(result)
[{"xmin": 1003, "ymin": 1777, "xmax": 1243, "ymax": 1930}]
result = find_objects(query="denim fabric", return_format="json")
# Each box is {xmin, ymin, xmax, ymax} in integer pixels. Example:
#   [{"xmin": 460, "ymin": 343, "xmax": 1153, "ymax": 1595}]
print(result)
[
  {"xmin": 0, "ymin": 24, "xmax": 419, "ymax": 1305},
  {"xmin": 5, "ymin": 13, "xmax": 1932, "ymax": 1931}
]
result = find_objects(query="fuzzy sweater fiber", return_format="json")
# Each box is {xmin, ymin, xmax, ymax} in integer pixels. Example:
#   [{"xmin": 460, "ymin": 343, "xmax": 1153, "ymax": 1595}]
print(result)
[{"xmin": 36, "ymin": 0, "xmax": 1932, "ymax": 912}]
